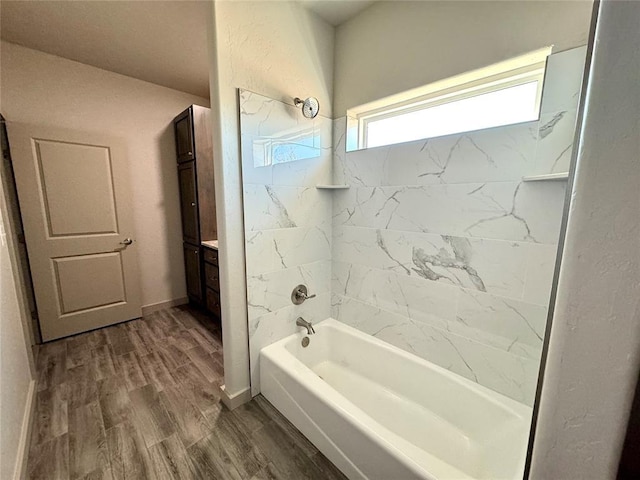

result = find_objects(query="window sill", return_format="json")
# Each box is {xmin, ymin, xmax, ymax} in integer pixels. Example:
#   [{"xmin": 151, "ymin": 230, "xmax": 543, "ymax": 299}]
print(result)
[
  {"xmin": 522, "ymin": 172, "xmax": 569, "ymax": 182},
  {"xmin": 315, "ymin": 184, "xmax": 350, "ymax": 190}
]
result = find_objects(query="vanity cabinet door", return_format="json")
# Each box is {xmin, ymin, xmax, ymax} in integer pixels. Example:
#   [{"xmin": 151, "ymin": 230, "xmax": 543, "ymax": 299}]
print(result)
[
  {"xmin": 204, "ymin": 262, "xmax": 220, "ymax": 292},
  {"xmin": 174, "ymin": 108, "xmax": 195, "ymax": 163},
  {"xmin": 183, "ymin": 243, "xmax": 202, "ymax": 303},
  {"xmin": 206, "ymin": 288, "xmax": 221, "ymax": 319},
  {"xmin": 178, "ymin": 161, "xmax": 200, "ymax": 245},
  {"xmin": 203, "ymin": 247, "xmax": 218, "ymax": 265}
]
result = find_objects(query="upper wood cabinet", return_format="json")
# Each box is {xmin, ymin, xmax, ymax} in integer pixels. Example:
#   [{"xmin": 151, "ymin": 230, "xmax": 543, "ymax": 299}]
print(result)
[
  {"xmin": 174, "ymin": 108, "xmax": 195, "ymax": 163},
  {"xmin": 174, "ymin": 105, "xmax": 217, "ymax": 242},
  {"xmin": 191, "ymin": 106, "xmax": 217, "ymax": 242},
  {"xmin": 174, "ymin": 105, "xmax": 218, "ymax": 307},
  {"xmin": 178, "ymin": 161, "xmax": 199, "ymax": 245}
]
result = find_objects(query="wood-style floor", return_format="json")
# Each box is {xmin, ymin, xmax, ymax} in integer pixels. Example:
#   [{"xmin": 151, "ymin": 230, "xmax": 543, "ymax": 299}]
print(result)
[{"xmin": 27, "ymin": 306, "xmax": 346, "ymax": 480}]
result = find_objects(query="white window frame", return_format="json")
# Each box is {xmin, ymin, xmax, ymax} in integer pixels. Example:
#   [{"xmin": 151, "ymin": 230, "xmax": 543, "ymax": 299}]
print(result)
[{"xmin": 347, "ymin": 47, "xmax": 552, "ymax": 150}]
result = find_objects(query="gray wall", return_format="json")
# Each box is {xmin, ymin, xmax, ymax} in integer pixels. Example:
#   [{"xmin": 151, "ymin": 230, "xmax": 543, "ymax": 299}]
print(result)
[{"xmin": 334, "ymin": 0, "xmax": 592, "ymax": 116}]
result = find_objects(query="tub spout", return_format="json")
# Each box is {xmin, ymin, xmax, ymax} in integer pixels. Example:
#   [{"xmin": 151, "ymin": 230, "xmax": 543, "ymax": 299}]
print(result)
[{"xmin": 296, "ymin": 317, "xmax": 315, "ymax": 335}]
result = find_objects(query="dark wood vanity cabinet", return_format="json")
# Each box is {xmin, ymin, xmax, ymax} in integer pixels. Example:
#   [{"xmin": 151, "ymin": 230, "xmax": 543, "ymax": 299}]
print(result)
[
  {"xmin": 174, "ymin": 105, "xmax": 220, "ymax": 314},
  {"xmin": 183, "ymin": 243, "xmax": 202, "ymax": 303},
  {"xmin": 203, "ymin": 246, "xmax": 221, "ymax": 319}
]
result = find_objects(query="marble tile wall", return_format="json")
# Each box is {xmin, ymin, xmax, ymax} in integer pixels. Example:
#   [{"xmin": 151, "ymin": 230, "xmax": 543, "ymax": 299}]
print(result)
[
  {"xmin": 239, "ymin": 90, "xmax": 333, "ymax": 394},
  {"xmin": 531, "ymin": 45, "xmax": 588, "ymax": 175},
  {"xmin": 241, "ymin": 46, "xmax": 585, "ymax": 402},
  {"xmin": 328, "ymin": 46, "xmax": 586, "ymax": 405},
  {"xmin": 331, "ymin": 119, "xmax": 560, "ymax": 405}
]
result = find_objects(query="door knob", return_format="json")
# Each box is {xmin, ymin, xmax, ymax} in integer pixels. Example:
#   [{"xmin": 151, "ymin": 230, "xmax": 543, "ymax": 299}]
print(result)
[{"xmin": 120, "ymin": 238, "xmax": 134, "ymax": 246}]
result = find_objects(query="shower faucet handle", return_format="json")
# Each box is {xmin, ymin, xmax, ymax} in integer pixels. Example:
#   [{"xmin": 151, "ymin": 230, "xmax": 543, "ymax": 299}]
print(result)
[{"xmin": 292, "ymin": 284, "xmax": 316, "ymax": 305}]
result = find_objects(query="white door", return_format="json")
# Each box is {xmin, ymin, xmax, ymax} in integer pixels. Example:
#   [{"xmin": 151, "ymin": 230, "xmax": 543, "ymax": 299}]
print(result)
[{"xmin": 8, "ymin": 123, "xmax": 142, "ymax": 341}]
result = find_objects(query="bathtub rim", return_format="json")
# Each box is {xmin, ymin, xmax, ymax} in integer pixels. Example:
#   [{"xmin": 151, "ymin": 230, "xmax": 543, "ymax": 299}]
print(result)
[
  {"xmin": 260, "ymin": 317, "xmax": 533, "ymax": 479},
  {"xmin": 265, "ymin": 317, "xmax": 532, "ymax": 418}
]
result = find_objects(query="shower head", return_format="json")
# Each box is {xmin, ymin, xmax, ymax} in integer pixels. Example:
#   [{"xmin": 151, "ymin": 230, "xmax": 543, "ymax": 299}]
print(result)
[{"xmin": 294, "ymin": 96, "xmax": 320, "ymax": 119}]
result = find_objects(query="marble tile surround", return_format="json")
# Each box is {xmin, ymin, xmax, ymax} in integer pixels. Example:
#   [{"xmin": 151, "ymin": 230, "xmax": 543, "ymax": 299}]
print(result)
[
  {"xmin": 330, "ymin": 120, "xmax": 560, "ymax": 405},
  {"xmin": 328, "ymin": 46, "xmax": 586, "ymax": 406},
  {"xmin": 532, "ymin": 46, "xmax": 587, "ymax": 175},
  {"xmin": 240, "ymin": 90, "xmax": 333, "ymax": 394},
  {"xmin": 240, "ymin": 46, "xmax": 585, "ymax": 404}
]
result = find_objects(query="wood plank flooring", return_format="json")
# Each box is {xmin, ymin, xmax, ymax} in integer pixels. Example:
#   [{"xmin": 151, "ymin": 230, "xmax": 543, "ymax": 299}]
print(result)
[{"xmin": 27, "ymin": 306, "xmax": 346, "ymax": 480}]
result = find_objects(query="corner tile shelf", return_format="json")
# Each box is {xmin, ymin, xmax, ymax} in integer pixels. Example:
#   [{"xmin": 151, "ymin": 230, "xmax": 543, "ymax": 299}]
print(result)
[
  {"xmin": 522, "ymin": 172, "xmax": 569, "ymax": 182},
  {"xmin": 315, "ymin": 184, "xmax": 350, "ymax": 190}
]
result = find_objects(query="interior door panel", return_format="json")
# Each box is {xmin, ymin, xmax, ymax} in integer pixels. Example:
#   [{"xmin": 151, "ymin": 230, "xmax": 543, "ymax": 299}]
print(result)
[{"xmin": 8, "ymin": 123, "xmax": 142, "ymax": 341}]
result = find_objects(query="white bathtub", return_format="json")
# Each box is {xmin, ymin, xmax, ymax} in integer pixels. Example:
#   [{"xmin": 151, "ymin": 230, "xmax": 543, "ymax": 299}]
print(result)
[{"xmin": 260, "ymin": 318, "xmax": 532, "ymax": 480}]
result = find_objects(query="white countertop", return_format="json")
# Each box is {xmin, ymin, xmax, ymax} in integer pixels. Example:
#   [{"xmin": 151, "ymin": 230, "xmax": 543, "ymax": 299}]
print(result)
[{"xmin": 201, "ymin": 240, "xmax": 218, "ymax": 250}]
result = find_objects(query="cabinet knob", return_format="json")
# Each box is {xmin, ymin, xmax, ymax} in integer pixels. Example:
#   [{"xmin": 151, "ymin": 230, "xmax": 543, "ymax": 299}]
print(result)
[
  {"xmin": 194, "ymin": 250, "xmax": 199, "ymax": 254},
  {"xmin": 191, "ymin": 202, "xmax": 196, "ymax": 207},
  {"xmin": 188, "ymin": 151, "xmax": 193, "ymax": 155}
]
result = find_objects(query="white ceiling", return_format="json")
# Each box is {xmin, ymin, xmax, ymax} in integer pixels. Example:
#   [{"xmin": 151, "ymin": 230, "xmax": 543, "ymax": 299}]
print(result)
[
  {"xmin": 0, "ymin": 1, "xmax": 213, "ymax": 98},
  {"xmin": 0, "ymin": 1, "xmax": 375, "ymax": 99},
  {"xmin": 302, "ymin": 0, "xmax": 376, "ymax": 26}
]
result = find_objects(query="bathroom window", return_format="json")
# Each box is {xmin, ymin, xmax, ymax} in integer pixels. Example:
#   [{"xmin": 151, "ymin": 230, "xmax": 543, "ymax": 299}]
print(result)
[{"xmin": 350, "ymin": 47, "xmax": 552, "ymax": 150}]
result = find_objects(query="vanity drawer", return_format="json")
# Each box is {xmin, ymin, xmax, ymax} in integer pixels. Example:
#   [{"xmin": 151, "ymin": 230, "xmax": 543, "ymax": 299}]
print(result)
[
  {"xmin": 203, "ymin": 247, "xmax": 218, "ymax": 265},
  {"xmin": 206, "ymin": 288, "xmax": 221, "ymax": 318},
  {"xmin": 204, "ymin": 262, "xmax": 220, "ymax": 291}
]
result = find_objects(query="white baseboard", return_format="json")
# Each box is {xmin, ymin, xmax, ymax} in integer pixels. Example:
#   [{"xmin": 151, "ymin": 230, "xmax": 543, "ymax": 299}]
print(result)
[
  {"xmin": 141, "ymin": 297, "xmax": 189, "ymax": 316},
  {"xmin": 13, "ymin": 379, "xmax": 36, "ymax": 480},
  {"xmin": 219, "ymin": 384, "xmax": 252, "ymax": 411}
]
